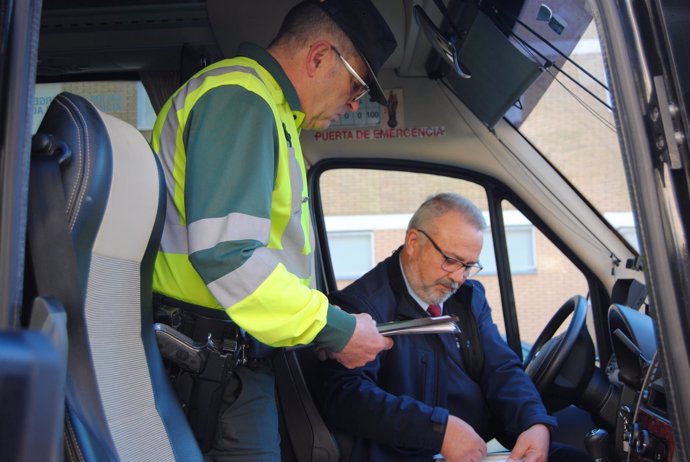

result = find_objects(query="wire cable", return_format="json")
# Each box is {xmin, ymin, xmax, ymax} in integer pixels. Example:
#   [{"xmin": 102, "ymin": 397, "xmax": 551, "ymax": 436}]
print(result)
[
  {"xmin": 510, "ymin": 30, "xmax": 613, "ymax": 111},
  {"xmin": 507, "ymin": 30, "xmax": 616, "ymax": 130},
  {"xmin": 487, "ymin": 1, "xmax": 610, "ymax": 92},
  {"xmin": 543, "ymin": 65, "xmax": 617, "ymax": 132}
]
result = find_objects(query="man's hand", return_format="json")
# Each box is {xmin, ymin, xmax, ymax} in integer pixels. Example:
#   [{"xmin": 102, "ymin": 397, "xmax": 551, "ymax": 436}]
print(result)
[
  {"xmin": 507, "ymin": 424, "xmax": 550, "ymax": 462},
  {"xmin": 440, "ymin": 415, "xmax": 487, "ymax": 462},
  {"xmin": 328, "ymin": 312, "xmax": 393, "ymax": 368}
]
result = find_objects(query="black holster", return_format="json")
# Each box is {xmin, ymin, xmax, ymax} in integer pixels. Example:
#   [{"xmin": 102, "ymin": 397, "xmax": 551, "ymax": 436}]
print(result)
[
  {"xmin": 177, "ymin": 348, "xmax": 237, "ymax": 452},
  {"xmin": 153, "ymin": 294, "xmax": 243, "ymax": 453}
]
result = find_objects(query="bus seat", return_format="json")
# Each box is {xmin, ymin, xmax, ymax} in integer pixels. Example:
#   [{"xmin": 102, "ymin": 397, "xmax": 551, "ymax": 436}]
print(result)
[{"xmin": 30, "ymin": 92, "xmax": 202, "ymax": 461}]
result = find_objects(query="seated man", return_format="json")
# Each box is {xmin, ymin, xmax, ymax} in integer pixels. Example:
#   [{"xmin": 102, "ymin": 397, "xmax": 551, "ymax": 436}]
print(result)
[{"xmin": 317, "ymin": 193, "xmax": 590, "ymax": 462}]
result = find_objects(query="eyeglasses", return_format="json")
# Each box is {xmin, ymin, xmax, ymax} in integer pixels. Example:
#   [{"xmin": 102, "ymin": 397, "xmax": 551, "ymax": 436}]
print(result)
[
  {"xmin": 416, "ymin": 228, "xmax": 483, "ymax": 277},
  {"xmin": 331, "ymin": 46, "xmax": 370, "ymax": 102}
]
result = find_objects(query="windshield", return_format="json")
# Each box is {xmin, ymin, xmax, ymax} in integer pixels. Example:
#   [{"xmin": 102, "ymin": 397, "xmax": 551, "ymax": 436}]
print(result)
[{"xmin": 505, "ymin": 2, "xmax": 639, "ymax": 251}]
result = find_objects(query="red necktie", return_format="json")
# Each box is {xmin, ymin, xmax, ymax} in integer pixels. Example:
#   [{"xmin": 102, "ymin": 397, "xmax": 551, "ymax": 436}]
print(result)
[{"xmin": 428, "ymin": 304, "xmax": 442, "ymax": 317}]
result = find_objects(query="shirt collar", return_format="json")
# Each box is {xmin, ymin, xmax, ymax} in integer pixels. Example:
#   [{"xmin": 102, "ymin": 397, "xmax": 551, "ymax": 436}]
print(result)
[
  {"xmin": 238, "ymin": 42, "xmax": 305, "ymax": 128},
  {"xmin": 398, "ymin": 254, "xmax": 442, "ymax": 313}
]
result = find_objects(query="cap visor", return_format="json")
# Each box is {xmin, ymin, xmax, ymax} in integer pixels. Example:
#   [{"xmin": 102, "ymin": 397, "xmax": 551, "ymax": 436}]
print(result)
[{"xmin": 363, "ymin": 58, "xmax": 388, "ymax": 106}]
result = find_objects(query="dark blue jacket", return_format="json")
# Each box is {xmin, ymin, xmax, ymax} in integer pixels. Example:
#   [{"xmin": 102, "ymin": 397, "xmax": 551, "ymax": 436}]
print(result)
[{"xmin": 317, "ymin": 249, "xmax": 557, "ymax": 462}]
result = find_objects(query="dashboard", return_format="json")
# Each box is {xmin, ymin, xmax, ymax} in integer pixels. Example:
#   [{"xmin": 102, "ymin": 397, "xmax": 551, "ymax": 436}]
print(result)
[{"xmin": 607, "ymin": 304, "xmax": 675, "ymax": 461}]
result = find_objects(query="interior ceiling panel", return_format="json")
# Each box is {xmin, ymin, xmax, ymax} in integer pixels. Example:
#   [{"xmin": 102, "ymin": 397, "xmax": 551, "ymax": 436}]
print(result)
[
  {"xmin": 37, "ymin": 0, "xmax": 433, "ymax": 79},
  {"xmin": 207, "ymin": 0, "xmax": 409, "ymax": 67},
  {"xmin": 38, "ymin": 2, "xmax": 219, "ymax": 76}
]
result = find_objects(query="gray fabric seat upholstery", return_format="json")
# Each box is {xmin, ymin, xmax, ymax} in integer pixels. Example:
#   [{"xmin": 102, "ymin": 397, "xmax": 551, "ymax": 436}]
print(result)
[{"xmin": 35, "ymin": 92, "xmax": 202, "ymax": 461}]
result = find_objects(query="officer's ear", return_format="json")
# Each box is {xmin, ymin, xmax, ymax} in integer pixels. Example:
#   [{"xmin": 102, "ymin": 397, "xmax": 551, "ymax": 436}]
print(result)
[{"xmin": 305, "ymin": 40, "xmax": 333, "ymax": 77}]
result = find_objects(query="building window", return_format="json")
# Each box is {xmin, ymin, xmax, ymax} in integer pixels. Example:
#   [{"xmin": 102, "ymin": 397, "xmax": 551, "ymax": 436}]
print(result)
[
  {"xmin": 137, "ymin": 82, "xmax": 157, "ymax": 131},
  {"xmin": 327, "ymin": 231, "xmax": 374, "ymax": 280},
  {"xmin": 33, "ymin": 81, "xmax": 156, "ymax": 136},
  {"xmin": 480, "ymin": 225, "xmax": 536, "ymax": 275}
]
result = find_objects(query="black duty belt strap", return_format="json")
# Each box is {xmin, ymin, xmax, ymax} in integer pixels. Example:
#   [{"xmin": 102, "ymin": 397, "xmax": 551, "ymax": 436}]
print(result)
[
  {"xmin": 28, "ymin": 134, "xmax": 115, "ymax": 453},
  {"xmin": 153, "ymin": 293, "xmax": 236, "ymax": 343},
  {"xmin": 153, "ymin": 293, "xmax": 276, "ymax": 366}
]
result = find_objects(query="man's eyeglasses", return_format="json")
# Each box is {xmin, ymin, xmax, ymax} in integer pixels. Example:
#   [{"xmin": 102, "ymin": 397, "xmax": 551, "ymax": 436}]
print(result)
[
  {"xmin": 416, "ymin": 229, "xmax": 483, "ymax": 277},
  {"xmin": 331, "ymin": 46, "xmax": 370, "ymax": 102}
]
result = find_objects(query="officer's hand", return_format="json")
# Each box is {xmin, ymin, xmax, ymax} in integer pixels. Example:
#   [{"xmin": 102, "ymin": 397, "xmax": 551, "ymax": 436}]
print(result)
[
  {"xmin": 440, "ymin": 415, "xmax": 487, "ymax": 462},
  {"xmin": 328, "ymin": 313, "xmax": 393, "ymax": 368}
]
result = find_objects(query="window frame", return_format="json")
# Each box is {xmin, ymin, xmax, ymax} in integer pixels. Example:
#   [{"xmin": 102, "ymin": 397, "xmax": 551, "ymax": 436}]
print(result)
[{"xmin": 308, "ymin": 158, "xmax": 610, "ymax": 362}]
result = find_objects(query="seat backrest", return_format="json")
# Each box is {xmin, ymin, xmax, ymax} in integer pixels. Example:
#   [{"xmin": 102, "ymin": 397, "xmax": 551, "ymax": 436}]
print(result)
[{"xmin": 32, "ymin": 92, "xmax": 202, "ymax": 461}]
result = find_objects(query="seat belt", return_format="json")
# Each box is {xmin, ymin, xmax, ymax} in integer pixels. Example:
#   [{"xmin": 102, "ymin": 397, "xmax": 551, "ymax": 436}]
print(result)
[
  {"xmin": 27, "ymin": 133, "xmax": 83, "ymax": 316},
  {"xmin": 26, "ymin": 133, "xmax": 116, "ymax": 458}
]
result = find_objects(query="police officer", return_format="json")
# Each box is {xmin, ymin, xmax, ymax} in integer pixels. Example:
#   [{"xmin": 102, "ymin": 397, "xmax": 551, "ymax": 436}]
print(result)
[{"xmin": 150, "ymin": 0, "xmax": 397, "ymax": 460}]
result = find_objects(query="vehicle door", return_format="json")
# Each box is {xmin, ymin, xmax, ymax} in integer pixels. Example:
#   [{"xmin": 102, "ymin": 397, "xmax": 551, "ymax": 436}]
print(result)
[{"xmin": 592, "ymin": 0, "xmax": 690, "ymax": 458}]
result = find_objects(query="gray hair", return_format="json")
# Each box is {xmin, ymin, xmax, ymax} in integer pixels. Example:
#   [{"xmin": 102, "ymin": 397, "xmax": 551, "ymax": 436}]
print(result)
[{"xmin": 408, "ymin": 193, "xmax": 486, "ymax": 231}]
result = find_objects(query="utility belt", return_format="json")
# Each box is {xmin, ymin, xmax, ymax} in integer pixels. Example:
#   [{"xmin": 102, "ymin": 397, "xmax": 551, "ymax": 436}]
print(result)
[
  {"xmin": 154, "ymin": 293, "xmax": 276, "ymax": 369},
  {"xmin": 152, "ymin": 293, "xmax": 276, "ymax": 452}
]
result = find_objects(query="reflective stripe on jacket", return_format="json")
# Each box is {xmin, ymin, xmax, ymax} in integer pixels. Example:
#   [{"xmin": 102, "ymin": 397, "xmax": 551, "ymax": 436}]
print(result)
[{"xmin": 150, "ymin": 44, "xmax": 334, "ymax": 348}]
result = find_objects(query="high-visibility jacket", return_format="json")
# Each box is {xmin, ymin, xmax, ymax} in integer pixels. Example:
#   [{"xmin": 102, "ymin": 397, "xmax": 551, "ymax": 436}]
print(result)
[{"xmin": 151, "ymin": 43, "xmax": 354, "ymax": 350}]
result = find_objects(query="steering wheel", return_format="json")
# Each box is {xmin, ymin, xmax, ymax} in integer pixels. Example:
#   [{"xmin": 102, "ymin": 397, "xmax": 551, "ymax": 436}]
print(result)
[{"xmin": 524, "ymin": 295, "xmax": 589, "ymax": 395}]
